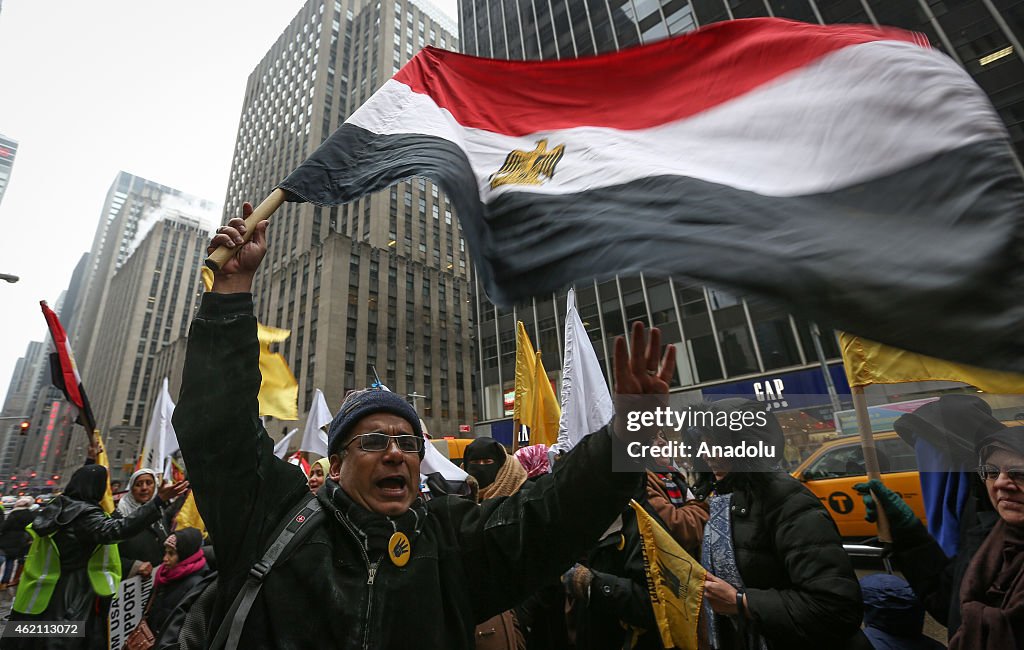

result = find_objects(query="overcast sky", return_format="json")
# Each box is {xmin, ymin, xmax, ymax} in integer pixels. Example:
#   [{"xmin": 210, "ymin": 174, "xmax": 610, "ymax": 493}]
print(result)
[{"xmin": 0, "ymin": 0, "xmax": 459, "ymax": 407}]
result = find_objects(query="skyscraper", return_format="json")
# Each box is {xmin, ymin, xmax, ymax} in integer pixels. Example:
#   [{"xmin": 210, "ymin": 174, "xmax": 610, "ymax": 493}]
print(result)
[
  {"xmin": 223, "ymin": 0, "xmax": 475, "ymax": 436},
  {"xmin": 81, "ymin": 214, "xmax": 212, "ymax": 479},
  {"xmin": 0, "ymin": 132, "xmax": 17, "ymax": 207},
  {"xmin": 49, "ymin": 174, "xmax": 218, "ymax": 479},
  {"xmin": 72, "ymin": 173, "xmax": 218, "ymax": 376},
  {"xmin": 0, "ymin": 341, "xmax": 46, "ymax": 482},
  {"xmin": 460, "ymin": 0, "xmax": 1021, "ymax": 449}
]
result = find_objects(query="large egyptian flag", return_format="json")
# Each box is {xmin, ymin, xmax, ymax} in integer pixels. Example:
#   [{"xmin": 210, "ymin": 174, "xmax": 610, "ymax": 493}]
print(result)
[{"xmin": 279, "ymin": 18, "xmax": 1024, "ymax": 372}]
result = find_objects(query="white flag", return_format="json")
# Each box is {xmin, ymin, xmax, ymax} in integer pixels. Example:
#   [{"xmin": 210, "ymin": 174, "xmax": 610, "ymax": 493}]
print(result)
[
  {"xmin": 421, "ymin": 440, "xmax": 469, "ymax": 482},
  {"xmin": 142, "ymin": 378, "xmax": 179, "ymax": 470},
  {"xmin": 299, "ymin": 389, "xmax": 333, "ymax": 457},
  {"xmin": 554, "ymin": 288, "xmax": 614, "ymax": 453},
  {"xmin": 274, "ymin": 428, "xmax": 299, "ymax": 459}
]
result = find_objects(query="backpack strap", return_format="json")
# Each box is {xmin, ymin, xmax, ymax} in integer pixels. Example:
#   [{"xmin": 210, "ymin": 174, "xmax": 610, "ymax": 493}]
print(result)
[{"xmin": 209, "ymin": 494, "xmax": 323, "ymax": 650}]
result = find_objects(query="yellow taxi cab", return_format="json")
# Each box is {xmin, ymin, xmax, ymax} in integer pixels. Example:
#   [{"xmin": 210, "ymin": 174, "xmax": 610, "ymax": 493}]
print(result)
[{"xmin": 791, "ymin": 431, "xmax": 926, "ymax": 539}]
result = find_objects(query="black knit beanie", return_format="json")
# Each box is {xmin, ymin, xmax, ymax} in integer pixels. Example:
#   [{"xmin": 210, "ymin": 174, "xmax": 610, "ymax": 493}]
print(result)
[{"xmin": 326, "ymin": 389, "xmax": 424, "ymax": 456}]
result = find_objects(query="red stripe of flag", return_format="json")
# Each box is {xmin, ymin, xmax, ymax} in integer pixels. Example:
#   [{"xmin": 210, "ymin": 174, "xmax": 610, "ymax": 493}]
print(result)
[{"xmin": 393, "ymin": 18, "xmax": 923, "ymax": 136}]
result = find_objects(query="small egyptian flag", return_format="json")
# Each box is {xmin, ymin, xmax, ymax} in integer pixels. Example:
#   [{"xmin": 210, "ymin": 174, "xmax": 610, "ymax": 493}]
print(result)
[{"xmin": 40, "ymin": 301, "xmax": 96, "ymax": 432}]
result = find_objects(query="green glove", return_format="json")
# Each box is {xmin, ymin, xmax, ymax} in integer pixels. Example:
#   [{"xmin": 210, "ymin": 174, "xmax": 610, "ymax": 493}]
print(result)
[{"xmin": 853, "ymin": 479, "xmax": 918, "ymax": 530}]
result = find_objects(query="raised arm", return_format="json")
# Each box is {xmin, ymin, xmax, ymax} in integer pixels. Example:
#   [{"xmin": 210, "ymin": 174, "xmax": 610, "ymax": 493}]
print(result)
[
  {"xmin": 451, "ymin": 322, "xmax": 676, "ymax": 620},
  {"xmin": 73, "ymin": 483, "xmax": 186, "ymax": 546},
  {"xmin": 172, "ymin": 204, "xmax": 306, "ymax": 575}
]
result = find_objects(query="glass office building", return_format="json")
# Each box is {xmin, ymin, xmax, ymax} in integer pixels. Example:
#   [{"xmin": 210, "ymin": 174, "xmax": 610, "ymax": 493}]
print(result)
[{"xmin": 460, "ymin": 0, "xmax": 1024, "ymax": 452}]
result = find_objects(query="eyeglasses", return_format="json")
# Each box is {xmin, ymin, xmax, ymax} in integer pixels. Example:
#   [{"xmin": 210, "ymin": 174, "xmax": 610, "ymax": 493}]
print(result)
[
  {"xmin": 976, "ymin": 465, "xmax": 1024, "ymax": 484},
  {"xmin": 344, "ymin": 432, "xmax": 424, "ymax": 454}
]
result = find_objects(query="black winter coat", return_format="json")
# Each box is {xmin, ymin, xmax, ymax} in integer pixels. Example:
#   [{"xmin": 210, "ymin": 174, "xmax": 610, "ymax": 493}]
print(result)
[
  {"xmin": 571, "ymin": 505, "xmax": 661, "ymax": 650},
  {"xmin": 694, "ymin": 472, "xmax": 870, "ymax": 650},
  {"xmin": 893, "ymin": 509, "xmax": 999, "ymax": 639},
  {"xmin": 0, "ymin": 508, "xmax": 35, "ymax": 556},
  {"xmin": 155, "ymin": 570, "xmax": 218, "ymax": 650},
  {"xmin": 172, "ymin": 293, "xmax": 644, "ymax": 650},
  {"xmin": 116, "ymin": 497, "xmax": 183, "ymax": 570},
  {"xmin": 6, "ymin": 494, "xmax": 164, "ymax": 650},
  {"xmin": 147, "ymin": 564, "xmax": 213, "ymax": 641}
]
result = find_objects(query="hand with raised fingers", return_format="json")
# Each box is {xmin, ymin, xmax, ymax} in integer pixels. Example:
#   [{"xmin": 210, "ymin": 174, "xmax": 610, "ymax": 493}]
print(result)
[
  {"xmin": 613, "ymin": 321, "xmax": 676, "ymax": 397},
  {"xmin": 207, "ymin": 202, "xmax": 269, "ymax": 293},
  {"xmin": 612, "ymin": 322, "xmax": 676, "ymax": 443}
]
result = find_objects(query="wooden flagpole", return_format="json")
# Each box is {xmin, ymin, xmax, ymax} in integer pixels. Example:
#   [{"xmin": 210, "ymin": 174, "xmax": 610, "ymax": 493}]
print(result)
[
  {"xmin": 205, "ymin": 189, "xmax": 287, "ymax": 270},
  {"xmin": 851, "ymin": 386, "xmax": 892, "ymax": 544}
]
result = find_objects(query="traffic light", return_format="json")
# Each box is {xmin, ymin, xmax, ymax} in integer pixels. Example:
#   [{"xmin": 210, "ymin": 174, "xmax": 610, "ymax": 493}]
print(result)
[{"xmin": 18, "ymin": 420, "xmax": 29, "ymax": 435}]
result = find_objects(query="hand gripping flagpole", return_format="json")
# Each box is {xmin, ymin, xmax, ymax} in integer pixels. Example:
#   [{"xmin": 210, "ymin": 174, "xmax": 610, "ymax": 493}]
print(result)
[
  {"xmin": 204, "ymin": 189, "xmax": 287, "ymax": 271},
  {"xmin": 851, "ymin": 386, "xmax": 893, "ymax": 545}
]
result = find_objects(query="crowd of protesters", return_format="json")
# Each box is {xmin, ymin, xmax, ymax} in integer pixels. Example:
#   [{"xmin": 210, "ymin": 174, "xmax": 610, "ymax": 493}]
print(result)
[{"xmin": 0, "ymin": 210, "xmax": 1020, "ymax": 649}]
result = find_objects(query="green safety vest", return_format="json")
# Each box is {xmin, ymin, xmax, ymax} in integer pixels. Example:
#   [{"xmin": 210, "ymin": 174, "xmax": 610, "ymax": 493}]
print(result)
[{"xmin": 12, "ymin": 523, "xmax": 122, "ymax": 614}]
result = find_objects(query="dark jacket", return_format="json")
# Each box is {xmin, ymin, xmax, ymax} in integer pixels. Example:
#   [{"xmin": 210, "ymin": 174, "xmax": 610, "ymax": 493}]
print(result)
[
  {"xmin": 694, "ymin": 472, "xmax": 869, "ymax": 650},
  {"xmin": 148, "ymin": 563, "xmax": 213, "ymax": 641},
  {"xmin": 172, "ymin": 292, "xmax": 644, "ymax": 650},
  {"xmin": 570, "ymin": 504, "xmax": 660, "ymax": 650},
  {"xmin": 116, "ymin": 498, "xmax": 183, "ymax": 570},
  {"xmin": 893, "ymin": 509, "xmax": 1000, "ymax": 638},
  {"xmin": 0, "ymin": 508, "xmax": 35, "ymax": 556},
  {"xmin": 155, "ymin": 570, "xmax": 218, "ymax": 650},
  {"xmin": 6, "ymin": 492, "xmax": 164, "ymax": 650}
]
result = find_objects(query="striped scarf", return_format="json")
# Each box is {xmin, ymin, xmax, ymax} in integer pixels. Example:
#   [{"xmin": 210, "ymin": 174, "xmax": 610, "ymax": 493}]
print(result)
[{"xmin": 656, "ymin": 472, "xmax": 686, "ymax": 506}]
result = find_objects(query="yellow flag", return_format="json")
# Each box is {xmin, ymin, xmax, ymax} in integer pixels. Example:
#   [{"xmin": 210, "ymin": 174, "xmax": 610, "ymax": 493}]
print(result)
[
  {"xmin": 202, "ymin": 267, "xmax": 299, "ymax": 420},
  {"xmin": 174, "ymin": 491, "xmax": 207, "ymax": 539},
  {"xmin": 513, "ymin": 322, "xmax": 560, "ymax": 445},
  {"xmin": 528, "ymin": 351, "xmax": 560, "ymax": 446},
  {"xmin": 513, "ymin": 321, "xmax": 536, "ymax": 423},
  {"xmin": 257, "ymin": 325, "xmax": 299, "ymax": 420},
  {"xmin": 839, "ymin": 333, "xmax": 1024, "ymax": 393},
  {"xmin": 630, "ymin": 500, "xmax": 706, "ymax": 650},
  {"xmin": 94, "ymin": 432, "xmax": 115, "ymax": 514}
]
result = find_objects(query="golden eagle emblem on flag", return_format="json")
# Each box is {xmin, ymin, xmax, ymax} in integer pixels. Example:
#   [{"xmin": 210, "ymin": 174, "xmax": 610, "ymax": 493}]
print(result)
[{"xmin": 489, "ymin": 139, "xmax": 565, "ymax": 189}]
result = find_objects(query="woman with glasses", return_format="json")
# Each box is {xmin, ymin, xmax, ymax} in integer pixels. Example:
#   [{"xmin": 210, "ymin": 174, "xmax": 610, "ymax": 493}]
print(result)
[{"xmin": 855, "ymin": 427, "xmax": 1024, "ymax": 648}]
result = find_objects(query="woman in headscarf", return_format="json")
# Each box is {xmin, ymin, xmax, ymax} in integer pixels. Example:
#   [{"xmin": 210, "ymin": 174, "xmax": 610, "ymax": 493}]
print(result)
[
  {"xmin": 0, "ymin": 496, "xmax": 36, "ymax": 590},
  {"xmin": 513, "ymin": 444, "xmax": 551, "ymax": 480},
  {"xmin": 464, "ymin": 437, "xmax": 528, "ymax": 499},
  {"xmin": 689, "ymin": 399, "xmax": 868, "ymax": 650},
  {"xmin": 145, "ymin": 527, "xmax": 211, "ymax": 646},
  {"xmin": 117, "ymin": 468, "xmax": 185, "ymax": 580},
  {"xmin": 307, "ymin": 457, "xmax": 330, "ymax": 493},
  {"xmin": 463, "ymin": 438, "xmax": 528, "ymax": 650},
  {"xmin": 8, "ymin": 464, "xmax": 189, "ymax": 650},
  {"xmin": 858, "ymin": 426, "xmax": 1024, "ymax": 648}
]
